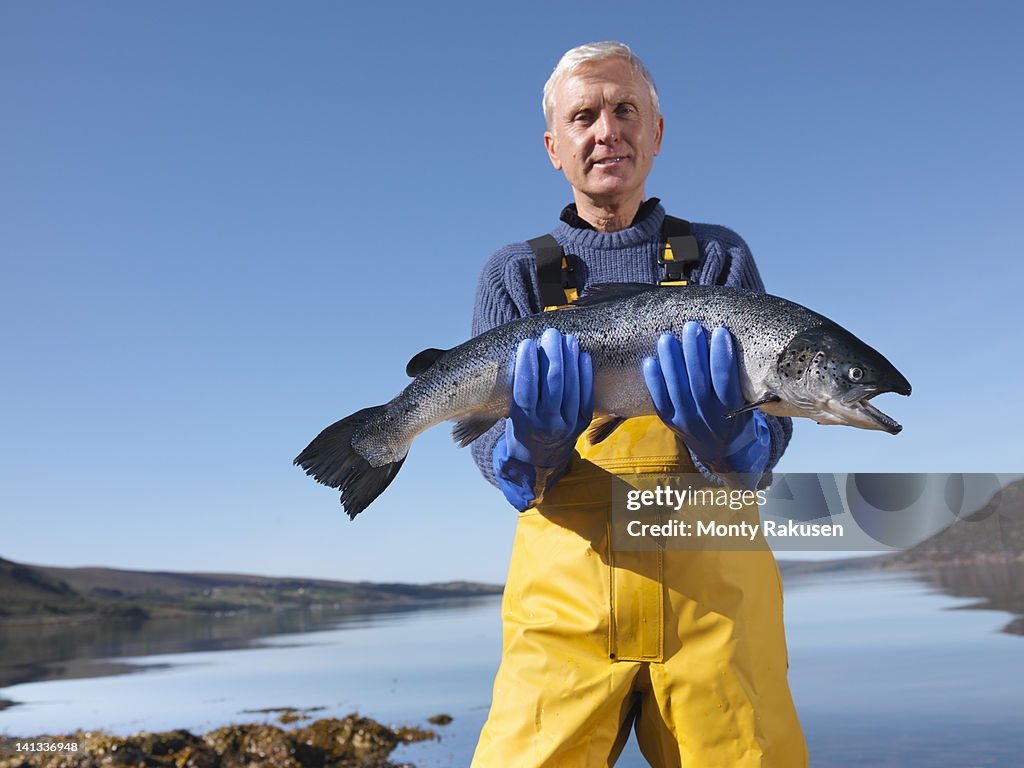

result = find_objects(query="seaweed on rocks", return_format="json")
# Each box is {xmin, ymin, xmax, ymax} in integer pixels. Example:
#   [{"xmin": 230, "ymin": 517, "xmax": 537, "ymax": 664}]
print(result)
[{"xmin": 0, "ymin": 715, "xmax": 436, "ymax": 768}]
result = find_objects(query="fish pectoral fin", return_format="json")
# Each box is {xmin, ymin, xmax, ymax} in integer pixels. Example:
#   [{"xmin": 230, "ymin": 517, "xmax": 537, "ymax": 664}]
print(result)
[
  {"xmin": 406, "ymin": 347, "xmax": 449, "ymax": 377},
  {"xmin": 451, "ymin": 415, "xmax": 502, "ymax": 448},
  {"xmin": 725, "ymin": 394, "xmax": 781, "ymax": 419},
  {"xmin": 587, "ymin": 415, "xmax": 627, "ymax": 444}
]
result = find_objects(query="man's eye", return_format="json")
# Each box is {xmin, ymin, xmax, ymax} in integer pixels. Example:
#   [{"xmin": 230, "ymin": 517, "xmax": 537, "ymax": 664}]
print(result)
[
  {"xmin": 617, "ymin": 105, "xmax": 637, "ymax": 116},
  {"xmin": 573, "ymin": 112, "xmax": 594, "ymax": 123}
]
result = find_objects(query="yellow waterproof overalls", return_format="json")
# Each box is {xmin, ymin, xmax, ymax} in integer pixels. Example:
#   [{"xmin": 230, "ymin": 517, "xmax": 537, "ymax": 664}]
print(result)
[{"xmin": 471, "ymin": 227, "xmax": 807, "ymax": 767}]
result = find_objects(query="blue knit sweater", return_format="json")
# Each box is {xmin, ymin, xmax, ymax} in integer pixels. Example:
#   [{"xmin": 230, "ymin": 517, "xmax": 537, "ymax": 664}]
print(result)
[{"xmin": 469, "ymin": 201, "xmax": 792, "ymax": 488}]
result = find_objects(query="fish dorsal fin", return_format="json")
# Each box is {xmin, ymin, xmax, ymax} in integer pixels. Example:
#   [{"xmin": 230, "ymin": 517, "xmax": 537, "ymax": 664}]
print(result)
[
  {"xmin": 572, "ymin": 283, "xmax": 659, "ymax": 307},
  {"xmin": 405, "ymin": 347, "xmax": 448, "ymax": 377}
]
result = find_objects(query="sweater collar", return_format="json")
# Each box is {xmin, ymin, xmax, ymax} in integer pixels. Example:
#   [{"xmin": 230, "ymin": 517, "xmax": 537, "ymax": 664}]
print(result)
[
  {"xmin": 553, "ymin": 199, "xmax": 665, "ymax": 251},
  {"xmin": 559, "ymin": 197, "xmax": 661, "ymax": 231}
]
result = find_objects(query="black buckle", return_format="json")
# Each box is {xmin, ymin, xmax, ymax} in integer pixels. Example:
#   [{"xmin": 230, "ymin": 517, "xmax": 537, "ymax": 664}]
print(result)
[
  {"xmin": 658, "ymin": 257, "xmax": 686, "ymax": 282},
  {"xmin": 561, "ymin": 260, "xmax": 576, "ymax": 289},
  {"xmin": 660, "ymin": 234, "xmax": 701, "ymax": 284}
]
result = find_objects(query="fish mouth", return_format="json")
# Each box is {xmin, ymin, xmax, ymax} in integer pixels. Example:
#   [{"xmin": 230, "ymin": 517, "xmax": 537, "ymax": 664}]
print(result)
[
  {"xmin": 858, "ymin": 396, "xmax": 903, "ymax": 434},
  {"xmin": 842, "ymin": 385, "xmax": 908, "ymax": 435}
]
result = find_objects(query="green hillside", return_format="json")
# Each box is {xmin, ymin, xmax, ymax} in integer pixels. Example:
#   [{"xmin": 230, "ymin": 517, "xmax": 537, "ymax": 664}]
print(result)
[
  {"xmin": 0, "ymin": 558, "xmax": 502, "ymax": 625},
  {"xmin": 0, "ymin": 557, "xmax": 98, "ymax": 619}
]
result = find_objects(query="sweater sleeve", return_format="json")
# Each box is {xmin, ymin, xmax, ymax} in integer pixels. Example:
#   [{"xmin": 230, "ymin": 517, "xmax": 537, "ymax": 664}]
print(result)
[
  {"xmin": 468, "ymin": 244, "xmax": 535, "ymax": 488},
  {"xmin": 689, "ymin": 226, "xmax": 793, "ymax": 487}
]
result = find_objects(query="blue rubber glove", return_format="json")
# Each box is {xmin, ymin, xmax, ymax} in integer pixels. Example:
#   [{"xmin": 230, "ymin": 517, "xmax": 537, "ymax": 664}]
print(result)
[
  {"xmin": 493, "ymin": 328, "xmax": 594, "ymax": 511},
  {"xmin": 642, "ymin": 323, "xmax": 770, "ymax": 488}
]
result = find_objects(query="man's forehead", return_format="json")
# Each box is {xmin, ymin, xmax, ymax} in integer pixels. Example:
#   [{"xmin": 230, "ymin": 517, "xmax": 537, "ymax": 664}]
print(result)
[{"xmin": 555, "ymin": 60, "xmax": 647, "ymax": 108}]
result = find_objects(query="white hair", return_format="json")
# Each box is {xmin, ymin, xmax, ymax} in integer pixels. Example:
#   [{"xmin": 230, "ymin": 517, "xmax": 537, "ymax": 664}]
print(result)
[{"xmin": 542, "ymin": 41, "xmax": 660, "ymax": 129}]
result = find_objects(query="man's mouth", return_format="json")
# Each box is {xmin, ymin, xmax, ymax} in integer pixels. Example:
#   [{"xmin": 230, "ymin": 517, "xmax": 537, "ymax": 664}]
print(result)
[{"xmin": 591, "ymin": 156, "xmax": 628, "ymax": 168}]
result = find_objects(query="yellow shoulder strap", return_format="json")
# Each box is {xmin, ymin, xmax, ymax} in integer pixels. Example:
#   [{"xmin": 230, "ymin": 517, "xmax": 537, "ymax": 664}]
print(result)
[{"xmin": 530, "ymin": 216, "xmax": 702, "ymax": 310}]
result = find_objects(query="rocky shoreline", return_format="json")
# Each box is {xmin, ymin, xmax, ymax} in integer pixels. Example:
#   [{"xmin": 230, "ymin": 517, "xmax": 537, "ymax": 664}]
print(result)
[{"xmin": 0, "ymin": 712, "xmax": 445, "ymax": 768}]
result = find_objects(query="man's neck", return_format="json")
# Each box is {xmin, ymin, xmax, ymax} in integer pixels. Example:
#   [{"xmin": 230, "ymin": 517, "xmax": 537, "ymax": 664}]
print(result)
[{"xmin": 572, "ymin": 192, "xmax": 645, "ymax": 233}]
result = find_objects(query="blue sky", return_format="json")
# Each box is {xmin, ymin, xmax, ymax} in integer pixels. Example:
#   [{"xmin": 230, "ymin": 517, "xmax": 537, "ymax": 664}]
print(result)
[{"xmin": 1, "ymin": 1, "xmax": 1021, "ymax": 583}]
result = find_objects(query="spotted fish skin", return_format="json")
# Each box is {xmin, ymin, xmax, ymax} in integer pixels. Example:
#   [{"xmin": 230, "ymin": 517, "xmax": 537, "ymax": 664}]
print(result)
[{"xmin": 295, "ymin": 284, "xmax": 911, "ymax": 518}]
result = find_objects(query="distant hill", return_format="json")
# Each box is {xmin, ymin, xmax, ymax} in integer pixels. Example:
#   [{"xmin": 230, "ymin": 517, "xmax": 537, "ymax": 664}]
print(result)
[
  {"xmin": 888, "ymin": 476, "xmax": 1023, "ymax": 566},
  {"xmin": 779, "ymin": 476, "xmax": 1024, "ymax": 576},
  {"xmin": 0, "ymin": 558, "xmax": 503, "ymax": 625},
  {"xmin": 0, "ymin": 557, "xmax": 98, "ymax": 619}
]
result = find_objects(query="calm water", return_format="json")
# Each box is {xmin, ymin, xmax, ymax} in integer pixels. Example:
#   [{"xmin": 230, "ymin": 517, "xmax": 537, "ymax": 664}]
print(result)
[{"xmin": 1, "ymin": 570, "xmax": 1022, "ymax": 767}]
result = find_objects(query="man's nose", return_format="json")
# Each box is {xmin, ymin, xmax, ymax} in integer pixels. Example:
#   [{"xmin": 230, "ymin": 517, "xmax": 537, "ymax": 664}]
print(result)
[{"xmin": 594, "ymin": 111, "xmax": 619, "ymax": 143}]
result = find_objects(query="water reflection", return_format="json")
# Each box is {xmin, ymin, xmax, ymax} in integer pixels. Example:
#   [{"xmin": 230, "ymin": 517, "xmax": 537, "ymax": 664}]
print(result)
[
  {"xmin": 907, "ymin": 560, "xmax": 1024, "ymax": 635},
  {"xmin": 0, "ymin": 599, "xmax": 488, "ymax": 691}
]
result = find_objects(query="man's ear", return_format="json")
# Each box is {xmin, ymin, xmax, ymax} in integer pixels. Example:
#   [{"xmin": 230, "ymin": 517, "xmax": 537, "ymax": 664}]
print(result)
[
  {"xmin": 653, "ymin": 115, "xmax": 664, "ymax": 156},
  {"xmin": 544, "ymin": 130, "xmax": 562, "ymax": 170}
]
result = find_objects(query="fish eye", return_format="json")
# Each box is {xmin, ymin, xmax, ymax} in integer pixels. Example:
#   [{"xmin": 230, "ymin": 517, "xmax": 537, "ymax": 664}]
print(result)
[{"xmin": 848, "ymin": 366, "xmax": 864, "ymax": 382}]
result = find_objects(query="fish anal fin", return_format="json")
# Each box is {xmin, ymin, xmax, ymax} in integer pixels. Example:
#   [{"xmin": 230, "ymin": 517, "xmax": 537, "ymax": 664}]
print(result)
[
  {"xmin": 452, "ymin": 414, "xmax": 501, "ymax": 448},
  {"xmin": 406, "ymin": 347, "xmax": 448, "ymax": 378},
  {"xmin": 587, "ymin": 415, "xmax": 627, "ymax": 444},
  {"xmin": 725, "ymin": 394, "xmax": 781, "ymax": 419}
]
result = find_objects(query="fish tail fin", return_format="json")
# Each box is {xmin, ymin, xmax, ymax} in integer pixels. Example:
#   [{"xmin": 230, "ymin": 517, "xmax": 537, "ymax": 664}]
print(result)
[{"xmin": 294, "ymin": 406, "xmax": 407, "ymax": 520}]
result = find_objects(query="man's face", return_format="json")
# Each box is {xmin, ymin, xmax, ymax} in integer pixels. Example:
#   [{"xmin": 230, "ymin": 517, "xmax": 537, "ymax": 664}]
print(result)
[{"xmin": 544, "ymin": 57, "xmax": 664, "ymax": 207}]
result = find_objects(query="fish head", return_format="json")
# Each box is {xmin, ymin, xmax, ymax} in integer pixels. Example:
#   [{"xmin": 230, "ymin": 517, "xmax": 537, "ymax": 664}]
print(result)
[{"xmin": 768, "ymin": 325, "xmax": 912, "ymax": 433}]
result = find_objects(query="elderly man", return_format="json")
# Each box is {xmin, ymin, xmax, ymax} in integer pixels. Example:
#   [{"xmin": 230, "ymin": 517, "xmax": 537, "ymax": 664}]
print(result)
[{"xmin": 468, "ymin": 42, "xmax": 807, "ymax": 767}]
